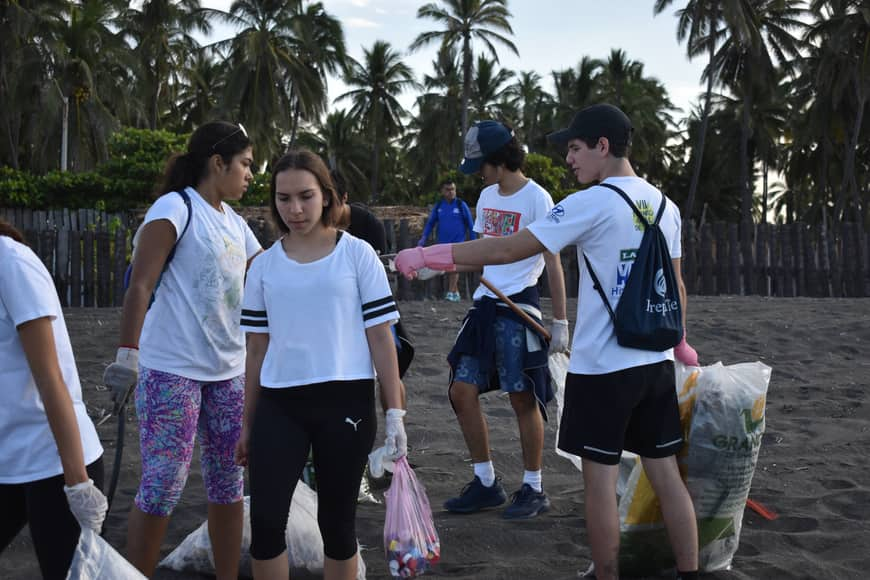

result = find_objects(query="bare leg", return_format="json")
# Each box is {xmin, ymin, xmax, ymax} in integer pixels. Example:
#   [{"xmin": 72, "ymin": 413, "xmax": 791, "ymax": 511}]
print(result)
[
  {"xmin": 449, "ymin": 381, "xmax": 491, "ymax": 462},
  {"xmin": 581, "ymin": 459, "xmax": 620, "ymax": 580},
  {"xmin": 252, "ymin": 550, "xmax": 289, "ymax": 580},
  {"xmin": 324, "ymin": 553, "xmax": 359, "ymax": 580},
  {"xmin": 208, "ymin": 500, "xmax": 244, "ymax": 580},
  {"xmin": 126, "ymin": 505, "xmax": 171, "ymax": 577},
  {"xmin": 641, "ymin": 455, "xmax": 699, "ymax": 572},
  {"xmin": 447, "ymin": 272, "xmax": 460, "ymax": 294},
  {"xmin": 509, "ymin": 390, "xmax": 543, "ymax": 471}
]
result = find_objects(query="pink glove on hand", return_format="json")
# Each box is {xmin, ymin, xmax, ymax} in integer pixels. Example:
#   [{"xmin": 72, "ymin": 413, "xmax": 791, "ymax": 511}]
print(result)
[
  {"xmin": 394, "ymin": 244, "xmax": 456, "ymax": 279},
  {"xmin": 674, "ymin": 335, "xmax": 699, "ymax": 366}
]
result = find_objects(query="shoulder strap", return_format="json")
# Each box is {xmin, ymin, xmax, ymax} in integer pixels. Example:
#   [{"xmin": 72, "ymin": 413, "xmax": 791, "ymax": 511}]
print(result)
[
  {"xmin": 582, "ymin": 253, "xmax": 617, "ymax": 325},
  {"xmin": 165, "ymin": 190, "xmax": 193, "ymax": 265},
  {"xmin": 598, "ymin": 182, "xmax": 667, "ymax": 228}
]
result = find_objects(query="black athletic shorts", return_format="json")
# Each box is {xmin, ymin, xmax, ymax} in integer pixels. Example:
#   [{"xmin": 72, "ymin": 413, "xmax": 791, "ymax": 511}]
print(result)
[{"xmin": 557, "ymin": 360, "xmax": 683, "ymax": 465}]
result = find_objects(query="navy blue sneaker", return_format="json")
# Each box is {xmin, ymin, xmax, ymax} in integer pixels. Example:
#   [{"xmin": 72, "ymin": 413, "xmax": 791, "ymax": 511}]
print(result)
[
  {"xmin": 444, "ymin": 476, "xmax": 507, "ymax": 513},
  {"xmin": 502, "ymin": 484, "xmax": 551, "ymax": 519}
]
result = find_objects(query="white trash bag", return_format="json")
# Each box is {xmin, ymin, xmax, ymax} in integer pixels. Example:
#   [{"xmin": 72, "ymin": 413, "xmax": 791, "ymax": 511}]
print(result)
[
  {"xmin": 159, "ymin": 480, "xmax": 366, "ymax": 579},
  {"xmin": 550, "ymin": 351, "xmax": 638, "ymax": 479},
  {"xmin": 66, "ymin": 529, "xmax": 146, "ymax": 580}
]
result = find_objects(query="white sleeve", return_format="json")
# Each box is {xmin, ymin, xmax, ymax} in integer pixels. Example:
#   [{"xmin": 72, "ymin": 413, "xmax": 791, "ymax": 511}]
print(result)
[
  {"xmin": 133, "ymin": 193, "xmax": 189, "ymax": 247},
  {"xmin": 532, "ymin": 187, "xmax": 555, "ymax": 222},
  {"xmin": 0, "ymin": 245, "xmax": 59, "ymax": 326},
  {"xmin": 667, "ymin": 201, "xmax": 683, "ymax": 259},
  {"xmin": 355, "ymin": 242, "xmax": 399, "ymax": 328},
  {"xmin": 240, "ymin": 252, "xmax": 269, "ymax": 333},
  {"xmin": 526, "ymin": 191, "xmax": 591, "ymax": 255},
  {"xmin": 473, "ymin": 189, "xmax": 486, "ymax": 234}
]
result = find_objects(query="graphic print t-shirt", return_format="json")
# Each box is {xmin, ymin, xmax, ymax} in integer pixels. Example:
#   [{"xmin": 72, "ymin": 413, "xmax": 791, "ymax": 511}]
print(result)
[
  {"xmin": 528, "ymin": 176, "xmax": 682, "ymax": 374},
  {"xmin": 472, "ymin": 179, "xmax": 554, "ymax": 299},
  {"xmin": 135, "ymin": 187, "xmax": 262, "ymax": 381}
]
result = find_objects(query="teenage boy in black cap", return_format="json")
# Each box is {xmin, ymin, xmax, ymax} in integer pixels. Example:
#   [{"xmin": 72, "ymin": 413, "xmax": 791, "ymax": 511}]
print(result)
[
  {"xmin": 395, "ymin": 105, "xmax": 700, "ymax": 579},
  {"xmin": 409, "ymin": 120, "xmax": 569, "ymax": 519}
]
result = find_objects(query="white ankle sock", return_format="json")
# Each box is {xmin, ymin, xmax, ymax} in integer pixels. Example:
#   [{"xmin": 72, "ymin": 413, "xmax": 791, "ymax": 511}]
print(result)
[
  {"xmin": 523, "ymin": 470, "xmax": 542, "ymax": 492},
  {"xmin": 473, "ymin": 461, "xmax": 496, "ymax": 487}
]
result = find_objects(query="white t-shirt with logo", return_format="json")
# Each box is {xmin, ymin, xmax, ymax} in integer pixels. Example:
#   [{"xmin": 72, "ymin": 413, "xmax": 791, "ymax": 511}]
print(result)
[
  {"xmin": 240, "ymin": 233, "xmax": 399, "ymax": 388},
  {"xmin": 0, "ymin": 236, "xmax": 103, "ymax": 483},
  {"xmin": 527, "ymin": 176, "xmax": 682, "ymax": 374},
  {"xmin": 135, "ymin": 187, "xmax": 262, "ymax": 381},
  {"xmin": 473, "ymin": 179, "xmax": 554, "ymax": 299}
]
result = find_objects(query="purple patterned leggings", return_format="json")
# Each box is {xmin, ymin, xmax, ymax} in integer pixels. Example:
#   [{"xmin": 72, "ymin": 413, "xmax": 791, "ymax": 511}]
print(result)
[{"xmin": 134, "ymin": 366, "xmax": 244, "ymax": 517}]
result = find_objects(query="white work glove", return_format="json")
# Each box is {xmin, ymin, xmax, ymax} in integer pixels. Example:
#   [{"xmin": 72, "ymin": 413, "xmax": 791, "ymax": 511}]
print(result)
[
  {"xmin": 64, "ymin": 479, "xmax": 108, "ymax": 532},
  {"xmin": 549, "ymin": 319, "xmax": 570, "ymax": 353},
  {"xmin": 103, "ymin": 347, "xmax": 139, "ymax": 406},
  {"xmin": 384, "ymin": 408, "xmax": 407, "ymax": 461}
]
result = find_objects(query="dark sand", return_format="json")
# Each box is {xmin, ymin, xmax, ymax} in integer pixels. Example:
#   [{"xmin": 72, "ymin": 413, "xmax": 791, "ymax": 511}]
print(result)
[{"xmin": 2, "ymin": 296, "xmax": 868, "ymax": 579}]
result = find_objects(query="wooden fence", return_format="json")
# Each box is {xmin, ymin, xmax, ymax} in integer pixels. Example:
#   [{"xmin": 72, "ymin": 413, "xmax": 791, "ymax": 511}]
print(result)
[{"xmin": 3, "ymin": 207, "xmax": 868, "ymax": 306}]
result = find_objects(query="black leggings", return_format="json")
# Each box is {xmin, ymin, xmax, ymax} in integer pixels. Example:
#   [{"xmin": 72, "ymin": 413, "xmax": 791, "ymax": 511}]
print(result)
[
  {"xmin": 248, "ymin": 380, "xmax": 376, "ymax": 561},
  {"xmin": 0, "ymin": 456, "xmax": 105, "ymax": 580}
]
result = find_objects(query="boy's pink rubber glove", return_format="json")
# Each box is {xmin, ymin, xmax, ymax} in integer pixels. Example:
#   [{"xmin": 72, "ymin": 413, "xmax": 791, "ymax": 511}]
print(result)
[
  {"xmin": 394, "ymin": 244, "xmax": 456, "ymax": 279},
  {"xmin": 674, "ymin": 334, "xmax": 699, "ymax": 366}
]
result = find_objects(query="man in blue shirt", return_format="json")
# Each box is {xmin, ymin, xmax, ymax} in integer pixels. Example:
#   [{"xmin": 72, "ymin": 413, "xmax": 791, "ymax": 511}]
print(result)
[{"xmin": 418, "ymin": 179, "xmax": 476, "ymax": 301}]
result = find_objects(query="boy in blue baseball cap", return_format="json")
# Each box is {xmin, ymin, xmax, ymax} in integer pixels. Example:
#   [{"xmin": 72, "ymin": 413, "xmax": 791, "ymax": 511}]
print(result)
[{"xmin": 430, "ymin": 120, "xmax": 569, "ymax": 519}]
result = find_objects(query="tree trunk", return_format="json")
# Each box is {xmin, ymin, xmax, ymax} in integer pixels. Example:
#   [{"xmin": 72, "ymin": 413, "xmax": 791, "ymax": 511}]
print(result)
[
  {"xmin": 461, "ymin": 33, "xmax": 472, "ymax": 139},
  {"xmin": 841, "ymin": 86, "xmax": 866, "ymax": 223},
  {"xmin": 739, "ymin": 79, "xmax": 754, "ymax": 294},
  {"xmin": 761, "ymin": 154, "xmax": 769, "ymax": 224},
  {"xmin": 290, "ymin": 97, "xmax": 301, "ymax": 148},
  {"xmin": 684, "ymin": 41, "xmax": 716, "ymax": 221}
]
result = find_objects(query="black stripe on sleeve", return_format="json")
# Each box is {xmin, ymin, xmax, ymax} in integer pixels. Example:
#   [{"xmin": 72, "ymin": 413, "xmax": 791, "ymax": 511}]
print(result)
[
  {"xmin": 362, "ymin": 304, "xmax": 398, "ymax": 321},
  {"xmin": 361, "ymin": 296, "xmax": 395, "ymax": 311},
  {"xmin": 242, "ymin": 309, "xmax": 267, "ymax": 318},
  {"xmin": 241, "ymin": 319, "xmax": 269, "ymax": 327}
]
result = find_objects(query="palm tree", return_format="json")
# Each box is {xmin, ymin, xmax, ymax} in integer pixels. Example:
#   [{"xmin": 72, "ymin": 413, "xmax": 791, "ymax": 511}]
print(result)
[
  {"xmin": 807, "ymin": 0, "xmax": 869, "ymax": 225},
  {"xmin": 297, "ymin": 109, "xmax": 368, "ymax": 199},
  {"xmin": 405, "ymin": 46, "xmax": 463, "ymax": 188},
  {"xmin": 504, "ymin": 71, "xmax": 552, "ymax": 151},
  {"xmin": 336, "ymin": 41, "xmax": 418, "ymax": 199},
  {"xmin": 119, "ymin": 0, "xmax": 211, "ymax": 130},
  {"xmin": 51, "ymin": 0, "xmax": 129, "ymax": 170},
  {"xmin": 469, "ymin": 55, "xmax": 514, "ymax": 121},
  {"xmin": 208, "ymin": 0, "xmax": 305, "ymax": 163},
  {"xmin": 0, "ymin": 0, "xmax": 66, "ymax": 169},
  {"xmin": 711, "ymin": 0, "xmax": 806, "ymax": 292},
  {"xmin": 284, "ymin": 2, "xmax": 346, "ymax": 147},
  {"xmin": 654, "ymin": 0, "xmax": 723, "ymax": 221},
  {"xmin": 410, "ymin": 0, "xmax": 518, "ymax": 138},
  {"xmin": 551, "ymin": 57, "xmax": 600, "ymax": 126},
  {"xmin": 173, "ymin": 48, "xmax": 224, "ymax": 131}
]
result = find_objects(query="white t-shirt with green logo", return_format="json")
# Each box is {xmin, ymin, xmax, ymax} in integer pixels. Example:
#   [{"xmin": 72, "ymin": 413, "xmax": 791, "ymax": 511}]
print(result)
[{"xmin": 528, "ymin": 176, "xmax": 682, "ymax": 374}]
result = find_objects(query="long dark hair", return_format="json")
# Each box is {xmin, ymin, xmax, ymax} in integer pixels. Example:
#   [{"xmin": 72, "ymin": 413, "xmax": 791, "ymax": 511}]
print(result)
[
  {"xmin": 157, "ymin": 121, "xmax": 251, "ymax": 196},
  {"xmin": 270, "ymin": 149, "xmax": 343, "ymax": 234},
  {"xmin": 0, "ymin": 218, "xmax": 25, "ymax": 244}
]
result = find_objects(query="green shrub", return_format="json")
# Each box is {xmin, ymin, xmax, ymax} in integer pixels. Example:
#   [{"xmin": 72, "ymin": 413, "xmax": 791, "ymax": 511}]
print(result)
[
  {"xmin": 0, "ymin": 167, "xmax": 42, "ymax": 207},
  {"xmin": 524, "ymin": 153, "xmax": 570, "ymax": 202}
]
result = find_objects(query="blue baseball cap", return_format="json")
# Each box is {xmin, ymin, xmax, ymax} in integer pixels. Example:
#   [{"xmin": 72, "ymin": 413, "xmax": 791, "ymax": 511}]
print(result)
[{"xmin": 459, "ymin": 120, "xmax": 514, "ymax": 174}]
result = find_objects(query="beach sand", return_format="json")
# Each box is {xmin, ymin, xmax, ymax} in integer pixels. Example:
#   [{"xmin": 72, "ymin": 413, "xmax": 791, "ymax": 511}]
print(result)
[{"xmin": 1, "ymin": 296, "xmax": 868, "ymax": 579}]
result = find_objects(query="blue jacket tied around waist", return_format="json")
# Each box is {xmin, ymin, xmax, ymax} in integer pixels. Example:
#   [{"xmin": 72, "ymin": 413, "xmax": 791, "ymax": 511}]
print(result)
[{"xmin": 447, "ymin": 286, "xmax": 553, "ymax": 421}]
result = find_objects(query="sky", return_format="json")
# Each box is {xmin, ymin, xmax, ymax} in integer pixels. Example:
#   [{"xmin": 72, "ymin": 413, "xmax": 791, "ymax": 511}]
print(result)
[{"xmin": 198, "ymin": 0, "xmax": 708, "ymax": 120}]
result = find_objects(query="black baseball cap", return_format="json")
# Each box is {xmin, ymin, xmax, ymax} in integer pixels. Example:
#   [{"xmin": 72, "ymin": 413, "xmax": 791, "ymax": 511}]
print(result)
[{"xmin": 547, "ymin": 103, "xmax": 633, "ymax": 148}]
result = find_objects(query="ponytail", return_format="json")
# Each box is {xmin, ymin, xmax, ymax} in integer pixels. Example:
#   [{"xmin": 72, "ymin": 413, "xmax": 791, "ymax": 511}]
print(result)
[
  {"xmin": 155, "ymin": 121, "xmax": 252, "ymax": 196},
  {"xmin": 156, "ymin": 152, "xmax": 206, "ymax": 196}
]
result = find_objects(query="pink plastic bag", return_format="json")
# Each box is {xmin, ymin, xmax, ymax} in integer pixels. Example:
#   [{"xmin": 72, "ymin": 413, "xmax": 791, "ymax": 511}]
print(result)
[{"xmin": 383, "ymin": 456, "xmax": 441, "ymax": 578}]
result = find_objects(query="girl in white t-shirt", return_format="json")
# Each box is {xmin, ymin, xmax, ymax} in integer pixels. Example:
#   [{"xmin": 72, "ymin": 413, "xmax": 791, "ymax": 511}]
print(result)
[
  {"xmin": 236, "ymin": 149, "xmax": 407, "ymax": 580},
  {"xmin": 0, "ymin": 220, "xmax": 107, "ymax": 580},
  {"xmin": 102, "ymin": 121, "xmax": 262, "ymax": 579}
]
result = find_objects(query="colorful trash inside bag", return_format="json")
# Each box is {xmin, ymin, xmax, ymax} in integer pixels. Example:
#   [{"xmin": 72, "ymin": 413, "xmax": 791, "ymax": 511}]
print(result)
[
  {"xmin": 384, "ymin": 456, "xmax": 440, "ymax": 578},
  {"xmin": 617, "ymin": 360, "xmax": 772, "ymax": 575}
]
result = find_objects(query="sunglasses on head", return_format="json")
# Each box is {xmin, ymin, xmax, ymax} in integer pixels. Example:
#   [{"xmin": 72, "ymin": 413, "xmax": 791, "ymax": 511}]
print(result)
[{"xmin": 211, "ymin": 123, "xmax": 248, "ymax": 151}]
